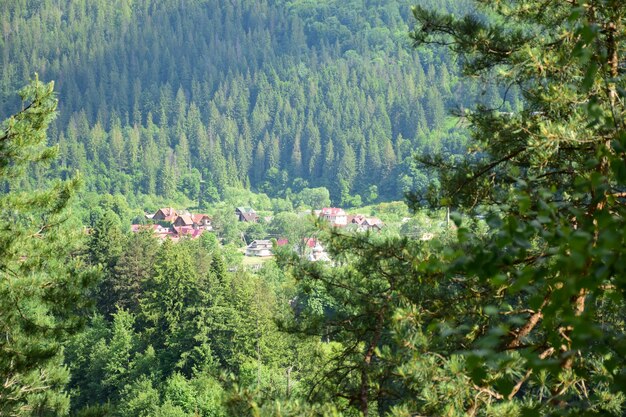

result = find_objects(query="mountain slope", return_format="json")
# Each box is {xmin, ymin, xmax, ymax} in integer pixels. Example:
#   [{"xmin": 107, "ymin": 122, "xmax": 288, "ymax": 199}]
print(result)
[{"xmin": 1, "ymin": 0, "xmax": 520, "ymax": 203}]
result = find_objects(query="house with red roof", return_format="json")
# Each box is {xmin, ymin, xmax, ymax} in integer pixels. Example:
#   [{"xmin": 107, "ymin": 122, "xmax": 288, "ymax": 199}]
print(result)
[
  {"xmin": 171, "ymin": 213, "xmax": 213, "ymax": 229},
  {"xmin": 150, "ymin": 207, "xmax": 213, "ymax": 231},
  {"xmin": 131, "ymin": 224, "xmax": 177, "ymax": 240},
  {"xmin": 318, "ymin": 207, "xmax": 347, "ymax": 227},
  {"xmin": 131, "ymin": 223, "xmax": 205, "ymax": 242},
  {"xmin": 173, "ymin": 226, "xmax": 204, "ymax": 239},
  {"xmin": 363, "ymin": 217, "xmax": 384, "ymax": 231},
  {"xmin": 296, "ymin": 237, "xmax": 330, "ymax": 261},
  {"xmin": 308, "ymin": 241, "xmax": 330, "ymax": 262}
]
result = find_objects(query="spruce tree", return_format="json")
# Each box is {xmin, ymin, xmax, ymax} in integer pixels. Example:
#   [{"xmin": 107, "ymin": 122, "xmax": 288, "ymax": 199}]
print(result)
[{"xmin": 112, "ymin": 228, "xmax": 158, "ymax": 315}]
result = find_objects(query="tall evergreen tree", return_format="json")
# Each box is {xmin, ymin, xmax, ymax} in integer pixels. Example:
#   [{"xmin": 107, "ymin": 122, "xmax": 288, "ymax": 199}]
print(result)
[
  {"xmin": 112, "ymin": 229, "xmax": 158, "ymax": 315},
  {"xmin": 290, "ymin": 131, "xmax": 303, "ymax": 179},
  {"xmin": 89, "ymin": 209, "xmax": 125, "ymax": 318},
  {"xmin": 141, "ymin": 240, "xmax": 207, "ymax": 376},
  {"xmin": 0, "ymin": 78, "xmax": 95, "ymax": 415}
]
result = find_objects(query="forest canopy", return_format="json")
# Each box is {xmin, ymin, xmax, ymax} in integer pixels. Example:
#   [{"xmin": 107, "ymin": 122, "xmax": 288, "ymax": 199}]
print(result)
[{"xmin": 0, "ymin": 0, "xmax": 512, "ymax": 204}]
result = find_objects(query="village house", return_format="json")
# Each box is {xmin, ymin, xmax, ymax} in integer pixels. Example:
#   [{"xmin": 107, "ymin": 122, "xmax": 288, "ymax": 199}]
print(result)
[
  {"xmin": 192, "ymin": 214, "xmax": 212, "ymax": 230},
  {"xmin": 131, "ymin": 224, "xmax": 176, "ymax": 240},
  {"xmin": 131, "ymin": 223, "xmax": 205, "ymax": 242},
  {"xmin": 173, "ymin": 214, "xmax": 194, "ymax": 227},
  {"xmin": 348, "ymin": 215, "xmax": 384, "ymax": 232},
  {"xmin": 245, "ymin": 239, "xmax": 273, "ymax": 257},
  {"xmin": 297, "ymin": 238, "xmax": 330, "ymax": 262},
  {"xmin": 362, "ymin": 217, "xmax": 383, "ymax": 231},
  {"xmin": 172, "ymin": 226, "xmax": 204, "ymax": 240},
  {"xmin": 236, "ymin": 207, "xmax": 259, "ymax": 223},
  {"xmin": 152, "ymin": 207, "xmax": 178, "ymax": 222},
  {"xmin": 307, "ymin": 240, "xmax": 330, "ymax": 262},
  {"xmin": 317, "ymin": 207, "xmax": 348, "ymax": 227},
  {"xmin": 150, "ymin": 207, "xmax": 213, "ymax": 230}
]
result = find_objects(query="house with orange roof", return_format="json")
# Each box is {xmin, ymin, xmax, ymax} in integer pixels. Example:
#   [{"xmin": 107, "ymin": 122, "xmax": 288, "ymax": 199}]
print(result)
[
  {"xmin": 153, "ymin": 207, "xmax": 178, "ymax": 222},
  {"xmin": 191, "ymin": 214, "xmax": 212, "ymax": 229},
  {"xmin": 173, "ymin": 214, "xmax": 194, "ymax": 227}
]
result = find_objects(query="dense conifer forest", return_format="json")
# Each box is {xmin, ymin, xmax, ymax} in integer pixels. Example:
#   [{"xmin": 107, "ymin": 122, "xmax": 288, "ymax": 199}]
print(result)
[
  {"xmin": 1, "ymin": 1, "xmax": 625, "ymax": 417},
  {"xmin": 1, "ymin": 0, "xmax": 522, "ymax": 204}
]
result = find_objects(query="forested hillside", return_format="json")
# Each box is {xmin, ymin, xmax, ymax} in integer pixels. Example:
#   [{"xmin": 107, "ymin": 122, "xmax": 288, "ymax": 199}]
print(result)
[{"xmin": 1, "ymin": 0, "xmax": 520, "ymax": 204}]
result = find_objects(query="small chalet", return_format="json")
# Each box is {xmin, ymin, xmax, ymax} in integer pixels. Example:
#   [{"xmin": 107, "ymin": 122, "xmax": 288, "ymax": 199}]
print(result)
[
  {"xmin": 173, "ymin": 214, "xmax": 194, "ymax": 227},
  {"xmin": 153, "ymin": 207, "xmax": 178, "ymax": 222},
  {"xmin": 170, "ymin": 213, "xmax": 213, "ymax": 229},
  {"xmin": 318, "ymin": 207, "xmax": 348, "ymax": 227},
  {"xmin": 348, "ymin": 215, "xmax": 384, "ymax": 232},
  {"xmin": 363, "ymin": 217, "xmax": 384, "ymax": 231},
  {"xmin": 245, "ymin": 240, "xmax": 273, "ymax": 257},
  {"xmin": 236, "ymin": 207, "xmax": 259, "ymax": 223},
  {"xmin": 192, "ymin": 214, "xmax": 212, "ymax": 229}
]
